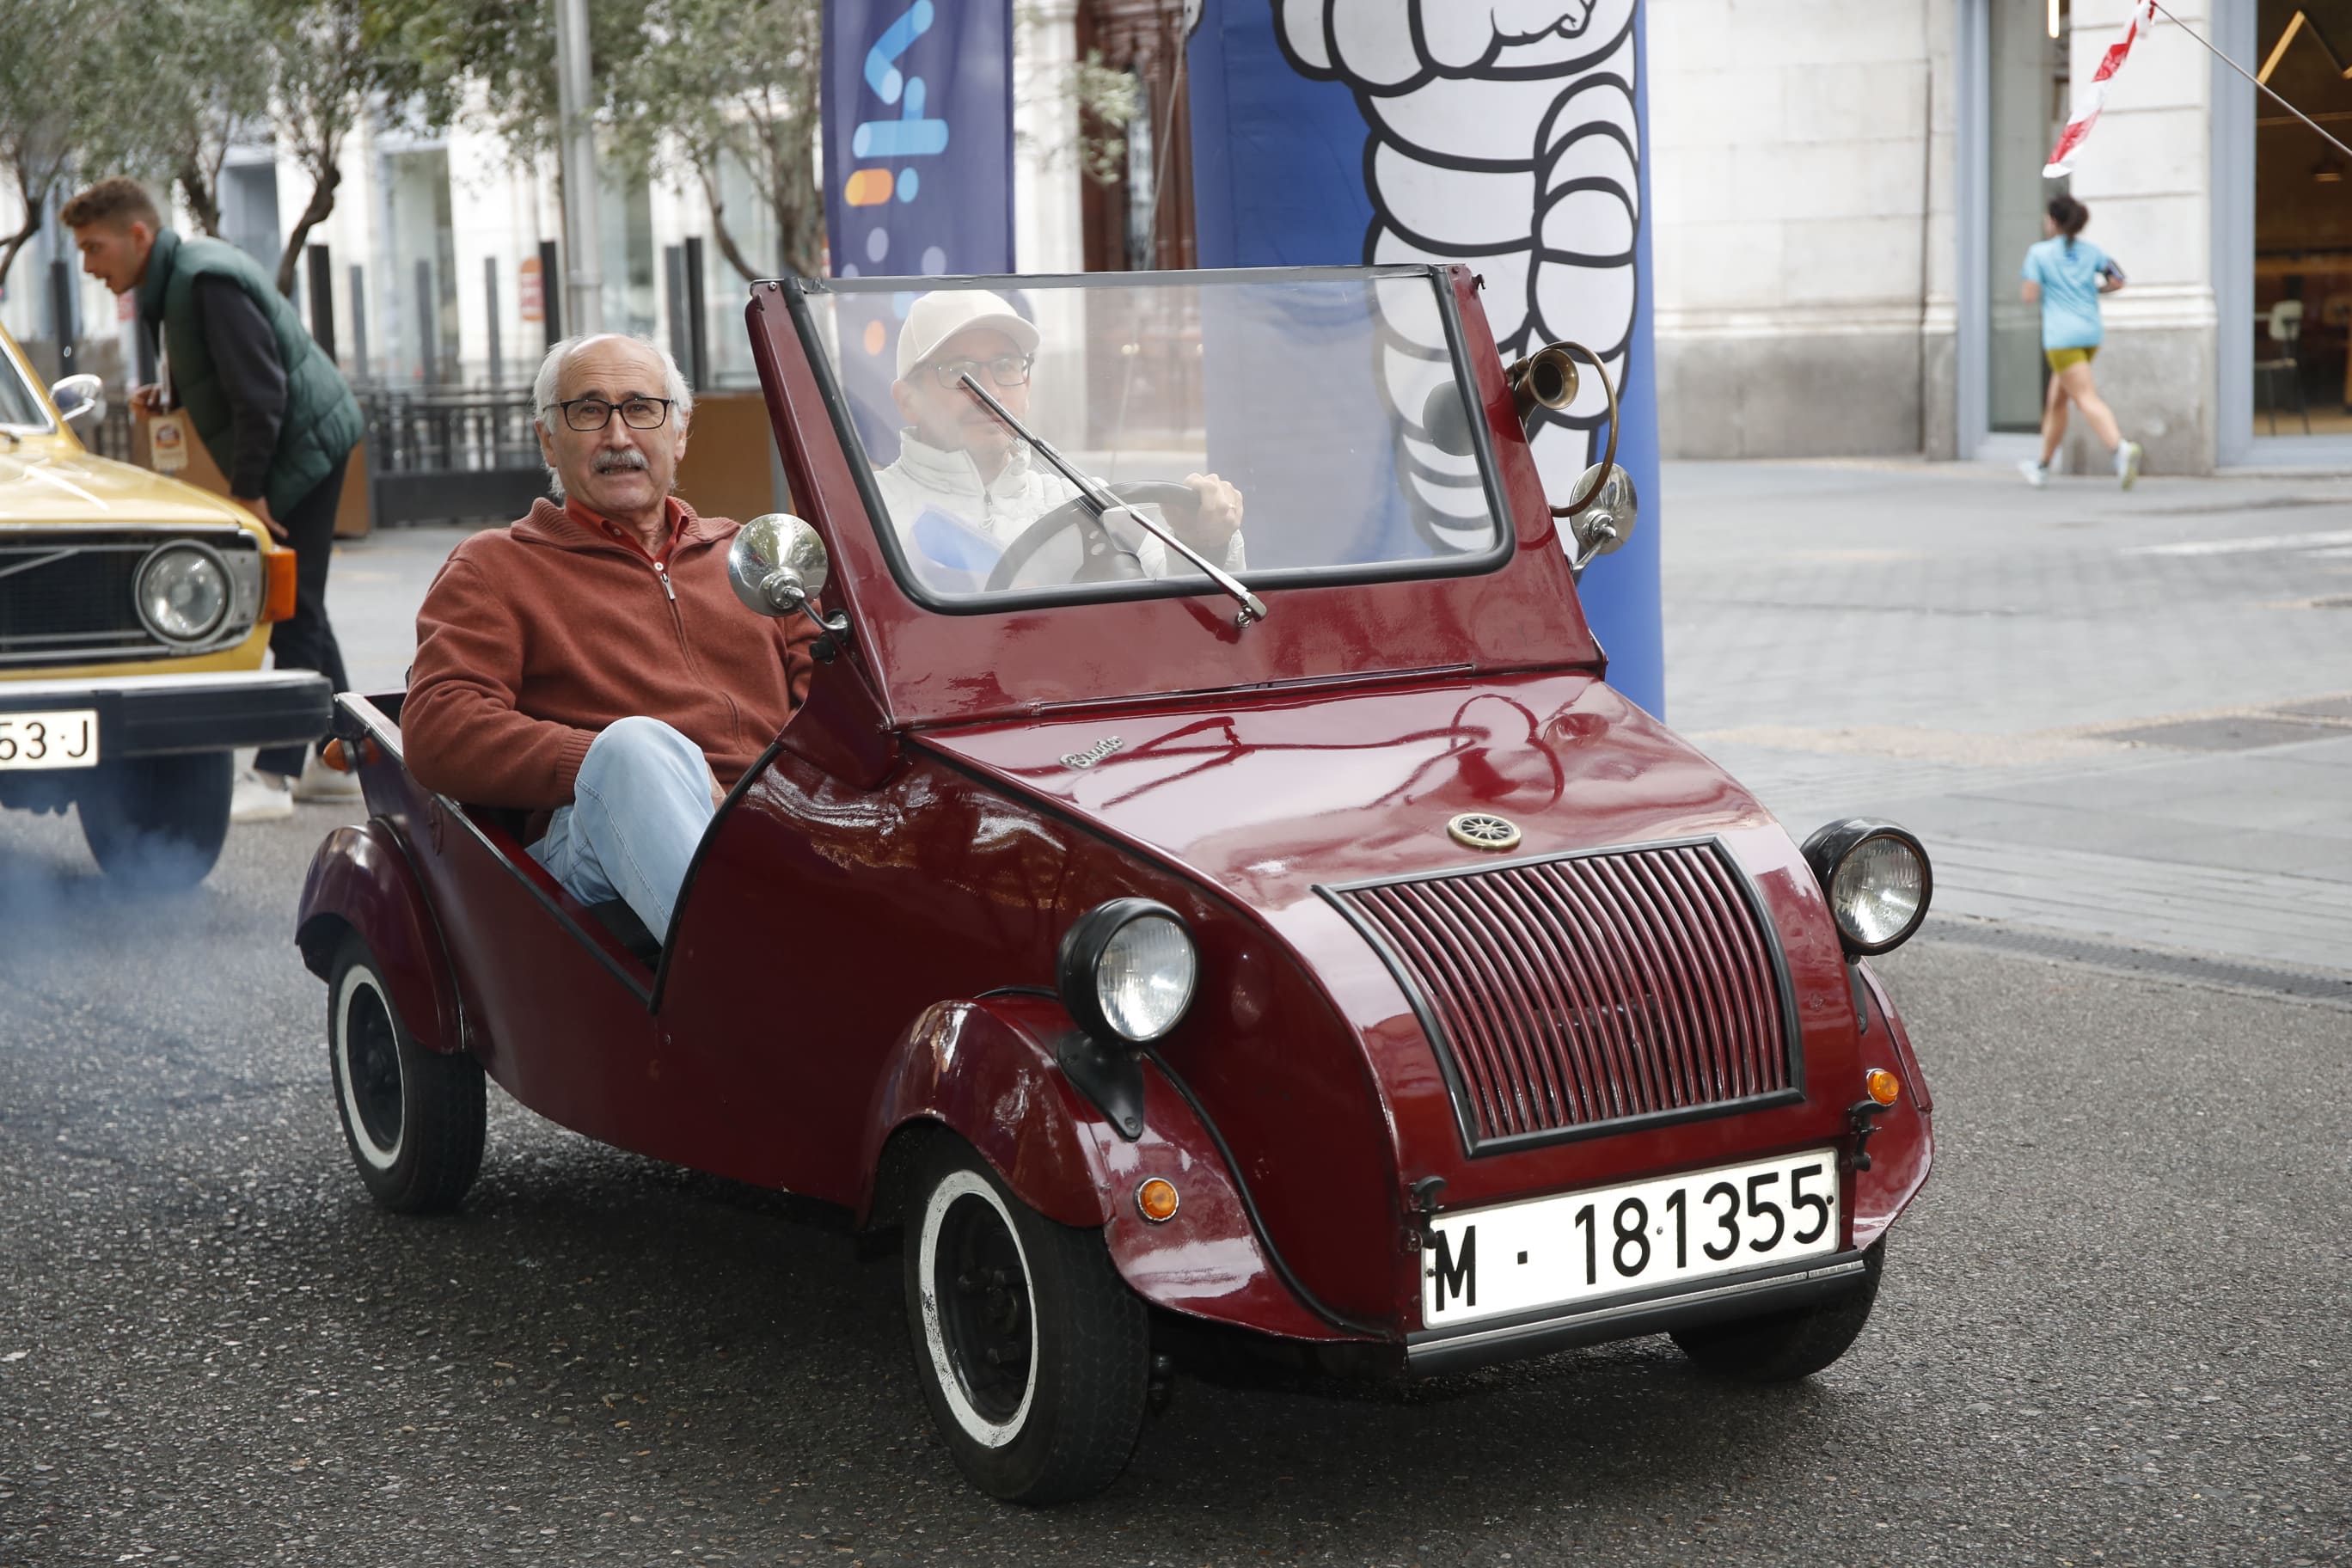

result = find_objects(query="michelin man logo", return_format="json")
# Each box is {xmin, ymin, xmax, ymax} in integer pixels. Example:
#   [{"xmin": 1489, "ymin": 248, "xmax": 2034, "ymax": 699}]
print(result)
[{"xmin": 1276, "ymin": 1, "xmax": 1638, "ymax": 551}]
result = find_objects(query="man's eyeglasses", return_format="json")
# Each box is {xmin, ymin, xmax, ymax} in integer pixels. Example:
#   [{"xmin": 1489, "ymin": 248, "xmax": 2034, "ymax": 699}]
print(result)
[
  {"xmin": 928, "ymin": 354, "xmax": 1033, "ymax": 389},
  {"xmin": 552, "ymin": 395, "xmax": 676, "ymax": 432}
]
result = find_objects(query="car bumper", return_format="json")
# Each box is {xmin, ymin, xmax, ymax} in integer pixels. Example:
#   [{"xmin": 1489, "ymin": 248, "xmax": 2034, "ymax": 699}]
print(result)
[
  {"xmin": 0, "ymin": 671, "xmax": 334, "ymax": 759},
  {"xmin": 1404, "ymin": 1249, "xmax": 1873, "ymax": 1375}
]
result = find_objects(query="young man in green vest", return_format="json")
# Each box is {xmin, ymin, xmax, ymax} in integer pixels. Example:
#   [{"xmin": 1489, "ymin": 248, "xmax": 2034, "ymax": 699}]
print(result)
[{"xmin": 64, "ymin": 176, "xmax": 365, "ymax": 821}]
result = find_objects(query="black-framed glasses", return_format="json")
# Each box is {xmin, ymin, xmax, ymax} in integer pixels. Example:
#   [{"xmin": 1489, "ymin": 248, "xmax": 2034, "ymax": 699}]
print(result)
[
  {"xmin": 554, "ymin": 395, "xmax": 676, "ymax": 432},
  {"xmin": 928, "ymin": 354, "xmax": 1033, "ymax": 389}
]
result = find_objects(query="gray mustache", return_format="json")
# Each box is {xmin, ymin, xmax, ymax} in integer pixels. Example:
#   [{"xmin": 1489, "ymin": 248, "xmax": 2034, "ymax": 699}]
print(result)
[{"xmin": 593, "ymin": 450, "xmax": 649, "ymax": 475}]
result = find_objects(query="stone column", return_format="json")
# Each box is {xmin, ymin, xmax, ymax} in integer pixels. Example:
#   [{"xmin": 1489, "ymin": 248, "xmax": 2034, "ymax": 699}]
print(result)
[{"xmin": 2065, "ymin": 0, "xmax": 2219, "ymax": 475}]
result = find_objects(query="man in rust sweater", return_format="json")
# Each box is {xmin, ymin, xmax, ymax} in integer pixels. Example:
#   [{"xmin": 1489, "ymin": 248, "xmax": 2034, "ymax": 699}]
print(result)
[{"xmin": 403, "ymin": 334, "xmax": 818, "ymax": 942}]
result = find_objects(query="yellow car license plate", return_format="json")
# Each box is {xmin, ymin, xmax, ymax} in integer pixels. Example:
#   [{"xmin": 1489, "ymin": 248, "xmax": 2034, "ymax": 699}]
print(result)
[{"xmin": 0, "ymin": 709, "xmax": 99, "ymax": 769}]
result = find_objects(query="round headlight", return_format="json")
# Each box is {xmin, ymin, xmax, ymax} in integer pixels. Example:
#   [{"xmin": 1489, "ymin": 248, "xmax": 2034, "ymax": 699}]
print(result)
[
  {"xmin": 1057, "ymin": 898, "xmax": 1197, "ymax": 1044},
  {"xmin": 1801, "ymin": 819, "xmax": 1932, "ymax": 957},
  {"xmin": 135, "ymin": 544, "xmax": 230, "ymax": 644}
]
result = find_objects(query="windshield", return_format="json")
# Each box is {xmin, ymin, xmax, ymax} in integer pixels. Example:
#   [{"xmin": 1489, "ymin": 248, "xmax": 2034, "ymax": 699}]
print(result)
[
  {"xmin": 794, "ymin": 266, "xmax": 1509, "ymax": 608},
  {"xmin": 0, "ymin": 338, "xmax": 55, "ymax": 432}
]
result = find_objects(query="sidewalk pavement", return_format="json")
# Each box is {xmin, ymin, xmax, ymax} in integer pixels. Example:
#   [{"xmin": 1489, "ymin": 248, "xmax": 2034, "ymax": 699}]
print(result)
[
  {"xmin": 1663, "ymin": 459, "xmax": 2352, "ymax": 977},
  {"xmin": 320, "ymin": 456, "xmax": 2352, "ymax": 978}
]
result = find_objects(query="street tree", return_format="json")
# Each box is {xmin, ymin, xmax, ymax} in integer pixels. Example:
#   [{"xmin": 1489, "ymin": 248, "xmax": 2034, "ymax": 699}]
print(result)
[
  {"xmin": 0, "ymin": 0, "xmax": 120, "ymax": 293},
  {"xmin": 115, "ymin": 0, "xmax": 277, "ymax": 240},
  {"xmin": 608, "ymin": 0, "xmax": 825, "ymax": 281}
]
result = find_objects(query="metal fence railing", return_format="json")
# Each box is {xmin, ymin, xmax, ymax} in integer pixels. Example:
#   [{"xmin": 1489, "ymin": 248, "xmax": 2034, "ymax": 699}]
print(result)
[{"xmin": 356, "ymin": 388, "xmax": 547, "ymax": 527}]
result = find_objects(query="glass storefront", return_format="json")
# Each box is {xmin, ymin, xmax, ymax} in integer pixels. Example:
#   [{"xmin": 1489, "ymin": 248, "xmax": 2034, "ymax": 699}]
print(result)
[
  {"xmin": 2251, "ymin": 1, "xmax": 2352, "ymax": 437},
  {"xmin": 383, "ymin": 148, "xmax": 459, "ymax": 385},
  {"xmin": 1987, "ymin": 0, "xmax": 2070, "ymax": 434},
  {"xmin": 599, "ymin": 158, "xmax": 658, "ymax": 340}
]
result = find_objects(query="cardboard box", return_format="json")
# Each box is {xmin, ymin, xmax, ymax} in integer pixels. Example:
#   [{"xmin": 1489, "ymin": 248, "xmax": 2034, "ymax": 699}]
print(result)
[{"xmin": 129, "ymin": 408, "xmax": 374, "ymax": 539}]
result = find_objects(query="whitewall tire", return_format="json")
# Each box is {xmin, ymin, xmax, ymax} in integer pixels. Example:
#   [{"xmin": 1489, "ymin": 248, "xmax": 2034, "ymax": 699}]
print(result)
[{"xmin": 901, "ymin": 1136, "xmax": 1148, "ymax": 1504}]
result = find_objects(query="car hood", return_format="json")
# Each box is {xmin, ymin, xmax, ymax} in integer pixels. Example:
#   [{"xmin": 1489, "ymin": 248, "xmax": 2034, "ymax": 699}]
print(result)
[
  {"xmin": 916, "ymin": 669, "xmax": 1816, "ymax": 934},
  {"xmin": 0, "ymin": 439, "xmax": 258, "ymax": 531}
]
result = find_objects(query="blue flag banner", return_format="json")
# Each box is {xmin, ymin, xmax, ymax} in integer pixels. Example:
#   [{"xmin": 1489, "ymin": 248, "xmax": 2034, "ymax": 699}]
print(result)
[
  {"xmin": 822, "ymin": 0, "xmax": 1015, "ymax": 462},
  {"xmin": 1186, "ymin": 0, "xmax": 1664, "ymax": 720}
]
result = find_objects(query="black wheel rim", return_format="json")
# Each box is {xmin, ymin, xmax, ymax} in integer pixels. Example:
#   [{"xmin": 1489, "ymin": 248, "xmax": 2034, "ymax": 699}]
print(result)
[
  {"xmin": 935, "ymin": 1191, "xmax": 1032, "ymax": 1424},
  {"xmin": 344, "ymin": 983, "xmax": 403, "ymax": 1154}
]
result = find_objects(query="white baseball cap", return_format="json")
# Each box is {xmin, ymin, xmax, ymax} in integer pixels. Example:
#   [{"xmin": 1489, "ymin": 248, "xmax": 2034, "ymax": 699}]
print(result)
[{"xmin": 894, "ymin": 289, "xmax": 1040, "ymax": 381}]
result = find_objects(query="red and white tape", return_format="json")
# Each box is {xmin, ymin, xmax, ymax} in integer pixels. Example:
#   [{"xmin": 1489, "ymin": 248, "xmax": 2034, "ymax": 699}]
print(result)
[{"xmin": 2044, "ymin": 1, "xmax": 2162, "ymax": 178}]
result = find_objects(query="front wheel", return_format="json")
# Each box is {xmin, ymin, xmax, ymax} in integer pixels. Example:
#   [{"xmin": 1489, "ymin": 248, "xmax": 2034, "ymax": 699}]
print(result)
[
  {"xmin": 77, "ymin": 751, "xmax": 233, "ymax": 889},
  {"xmin": 903, "ymin": 1136, "xmax": 1149, "ymax": 1504},
  {"xmin": 1670, "ymin": 1238, "xmax": 1885, "ymax": 1381},
  {"xmin": 327, "ymin": 932, "xmax": 484, "ymax": 1213}
]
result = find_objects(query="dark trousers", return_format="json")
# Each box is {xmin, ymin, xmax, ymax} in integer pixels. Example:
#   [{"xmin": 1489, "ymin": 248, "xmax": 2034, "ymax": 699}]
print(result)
[{"xmin": 254, "ymin": 454, "xmax": 352, "ymax": 778}]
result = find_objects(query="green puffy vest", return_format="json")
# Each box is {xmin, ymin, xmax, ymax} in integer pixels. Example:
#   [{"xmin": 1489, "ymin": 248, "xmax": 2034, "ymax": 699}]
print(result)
[{"xmin": 137, "ymin": 228, "xmax": 363, "ymax": 517}]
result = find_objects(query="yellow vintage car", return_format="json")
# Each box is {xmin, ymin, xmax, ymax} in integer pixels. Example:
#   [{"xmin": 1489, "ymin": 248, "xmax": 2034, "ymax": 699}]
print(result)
[{"xmin": 0, "ymin": 323, "xmax": 330, "ymax": 887}]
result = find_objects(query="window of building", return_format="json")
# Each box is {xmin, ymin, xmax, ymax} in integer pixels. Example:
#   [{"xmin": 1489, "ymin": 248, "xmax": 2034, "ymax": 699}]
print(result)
[
  {"xmin": 383, "ymin": 147, "xmax": 460, "ymax": 385},
  {"xmin": 1987, "ymin": 0, "xmax": 2070, "ymax": 434},
  {"xmin": 599, "ymin": 161, "xmax": 658, "ymax": 340},
  {"xmin": 2251, "ymin": 1, "xmax": 2352, "ymax": 437}
]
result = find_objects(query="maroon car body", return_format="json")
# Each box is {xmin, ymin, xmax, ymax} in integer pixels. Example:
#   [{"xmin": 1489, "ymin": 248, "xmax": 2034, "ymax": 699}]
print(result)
[{"xmin": 297, "ymin": 263, "xmax": 1932, "ymax": 1502}]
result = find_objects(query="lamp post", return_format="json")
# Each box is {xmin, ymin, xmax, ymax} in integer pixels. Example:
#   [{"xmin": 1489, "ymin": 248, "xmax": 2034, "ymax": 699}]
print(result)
[{"xmin": 554, "ymin": 0, "xmax": 603, "ymax": 337}]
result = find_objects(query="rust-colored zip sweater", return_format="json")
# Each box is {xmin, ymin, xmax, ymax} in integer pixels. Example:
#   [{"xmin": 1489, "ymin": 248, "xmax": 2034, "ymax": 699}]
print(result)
[{"xmin": 403, "ymin": 497, "xmax": 818, "ymax": 830}]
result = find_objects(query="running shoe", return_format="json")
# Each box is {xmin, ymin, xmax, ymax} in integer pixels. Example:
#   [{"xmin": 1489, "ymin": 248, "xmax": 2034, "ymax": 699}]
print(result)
[
  {"xmin": 231, "ymin": 769, "xmax": 294, "ymax": 824},
  {"xmin": 2116, "ymin": 440, "xmax": 2142, "ymax": 491},
  {"xmin": 291, "ymin": 750, "xmax": 362, "ymax": 803},
  {"xmin": 2018, "ymin": 459, "xmax": 2049, "ymax": 488}
]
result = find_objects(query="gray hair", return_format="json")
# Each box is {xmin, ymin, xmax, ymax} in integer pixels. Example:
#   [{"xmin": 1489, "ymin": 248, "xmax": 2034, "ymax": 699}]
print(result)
[{"xmin": 532, "ymin": 333, "xmax": 695, "ymax": 499}]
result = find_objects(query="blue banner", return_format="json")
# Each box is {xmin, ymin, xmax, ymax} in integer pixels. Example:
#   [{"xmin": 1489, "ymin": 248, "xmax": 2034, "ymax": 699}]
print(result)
[
  {"xmin": 1187, "ymin": 0, "xmax": 1664, "ymax": 720},
  {"xmin": 822, "ymin": 0, "xmax": 1014, "ymax": 460}
]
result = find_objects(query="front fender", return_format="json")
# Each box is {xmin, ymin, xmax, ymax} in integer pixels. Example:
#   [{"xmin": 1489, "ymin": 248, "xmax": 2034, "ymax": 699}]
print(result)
[
  {"xmin": 861, "ymin": 995, "xmax": 1117, "ymax": 1229},
  {"xmin": 1852, "ymin": 961, "xmax": 1933, "ymax": 1250},
  {"xmin": 295, "ymin": 821, "xmax": 463, "ymax": 1057},
  {"xmin": 861, "ymin": 995, "xmax": 1351, "ymax": 1341}
]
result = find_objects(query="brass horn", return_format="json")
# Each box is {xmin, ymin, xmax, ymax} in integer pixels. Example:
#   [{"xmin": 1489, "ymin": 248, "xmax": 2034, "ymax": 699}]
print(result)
[
  {"xmin": 1507, "ymin": 340, "xmax": 1623, "ymax": 521},
  {"xmin": 1504, "ymin": 342, "xmax": 1581, "ymax": 430}
]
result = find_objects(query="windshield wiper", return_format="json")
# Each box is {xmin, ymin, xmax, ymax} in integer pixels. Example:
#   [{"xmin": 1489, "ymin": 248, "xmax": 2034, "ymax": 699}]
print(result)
[{"xmin": 956, "ymin": 371, "xmax": 1266, "ymax": 629}]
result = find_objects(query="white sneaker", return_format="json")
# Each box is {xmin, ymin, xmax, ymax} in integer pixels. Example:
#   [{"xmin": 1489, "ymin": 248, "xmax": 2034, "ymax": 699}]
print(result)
[
  {"xmin": 2018, "ymin": 459, "xmax": 2049, "ymax": 488},
  {"xmin": 291, "ymin": 750, "xmax": 363, "ymax": 803},
  {"xmin": 231, "ymin": 769, "xmax": 294, "ymax": 824},
  {"xmin": 2116, "ymin": 440, "xmax": 2143, "ymax": 491}
]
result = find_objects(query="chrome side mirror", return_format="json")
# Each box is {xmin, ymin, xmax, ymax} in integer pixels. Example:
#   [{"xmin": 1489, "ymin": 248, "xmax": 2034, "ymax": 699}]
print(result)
[
  {"xmin": 729, "ymin": 512, "xmax": 848, "ymax": 636},
  {"xmin": 1565, "ymin": 463, "xmax": 1638, "ymax": 579},
  {"xmin": 50, "ymin": 373, "xmax": 105, "ymax": 432}
]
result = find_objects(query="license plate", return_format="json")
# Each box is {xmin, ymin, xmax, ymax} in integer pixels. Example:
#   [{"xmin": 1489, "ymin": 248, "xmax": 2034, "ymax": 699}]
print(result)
[
  {"xmin": 1423, "ymin": 1148, "xmax": 1841, "ymax": 1327},
  {"xmin": 0, "ymin": 710, "xmax": 100, "ymax": 770}
]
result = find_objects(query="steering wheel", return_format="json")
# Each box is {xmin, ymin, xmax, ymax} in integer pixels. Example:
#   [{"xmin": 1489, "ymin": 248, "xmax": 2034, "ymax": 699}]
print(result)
[{"xmin": 983, "ymin": 481, "xmax": 1203, "ymax": 592}]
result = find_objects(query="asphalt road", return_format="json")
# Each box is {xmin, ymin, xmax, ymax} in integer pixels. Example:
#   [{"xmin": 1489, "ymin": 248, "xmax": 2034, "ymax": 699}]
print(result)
[{"xmin": 2, "ymin": 799, "xmax": 2347, "ymax": 1567}]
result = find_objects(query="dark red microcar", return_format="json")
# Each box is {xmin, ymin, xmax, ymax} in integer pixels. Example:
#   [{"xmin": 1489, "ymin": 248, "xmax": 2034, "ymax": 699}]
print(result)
[{"xmin": 297, "ymin": 264, "xmax": 1934, "ymax": 1504}]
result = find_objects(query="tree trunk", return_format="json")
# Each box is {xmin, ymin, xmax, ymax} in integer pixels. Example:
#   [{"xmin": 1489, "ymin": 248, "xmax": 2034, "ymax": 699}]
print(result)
[
  {"xmin": 273, "ymin": 158, "xmax": 341, "ymax": 297},
  {"xmin": 696, "ymin": 166, "xmax": 763, "ymax": 283},
  {"xmin": 175, "ymin": 156, "xmax": 223, "ymax": 238},
  {"xmin": 0, "ymin": 148, "xmax": 63, "ymax": 296},
  {"xmin": 0, "ymin": 213, "xmax": 40, "ymax": 297}
]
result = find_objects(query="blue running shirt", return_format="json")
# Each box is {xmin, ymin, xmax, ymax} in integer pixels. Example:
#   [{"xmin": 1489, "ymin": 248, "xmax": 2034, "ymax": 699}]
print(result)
[{"xmin": 2022, "ymin": 236, "xmax": 2111, "ymax": 352}]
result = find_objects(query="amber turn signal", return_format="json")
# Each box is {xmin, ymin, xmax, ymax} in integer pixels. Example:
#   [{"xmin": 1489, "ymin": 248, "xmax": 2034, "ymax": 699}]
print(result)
[
  {"xmin": 1136, "ymin": 1178, "xmax": 1179, "ymax": 1223},
  {"xmin": 1865, "ymin": 1068, "xmax": 1902, "ymax": 1106},
  {"xmin": 263, "ymin": 548, "xmax": 299, "ymax": 623},
  {"xmin": 320, "ymin": 736, "xmax": 377, "ymax": 774}
]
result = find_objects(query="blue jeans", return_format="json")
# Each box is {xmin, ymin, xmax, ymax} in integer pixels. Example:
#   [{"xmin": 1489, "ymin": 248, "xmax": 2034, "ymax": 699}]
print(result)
[{"xmin": 530, "ymin": 717, "xmax": 715, "ymax": 943}]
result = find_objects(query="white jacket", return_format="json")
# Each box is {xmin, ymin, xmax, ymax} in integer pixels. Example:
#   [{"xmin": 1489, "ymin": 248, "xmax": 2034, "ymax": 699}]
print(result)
[{"xmin": 872, "ymin": 430, "xmax": 1246, "ymax": 593}]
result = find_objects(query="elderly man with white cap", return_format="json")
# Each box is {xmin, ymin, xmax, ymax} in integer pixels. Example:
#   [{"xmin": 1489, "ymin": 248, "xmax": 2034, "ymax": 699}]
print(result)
[{"xmin": 873, "ymin": 289, "xmax": 1245, "ymax": 591}]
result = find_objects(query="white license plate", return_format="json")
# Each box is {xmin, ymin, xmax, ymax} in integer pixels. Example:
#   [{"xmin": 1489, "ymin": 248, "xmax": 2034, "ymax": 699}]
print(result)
[
  {"xmin": 1423, "ymin": 1148, "xmax": 1841, "ymax": 1327},
  {"xmin": 0, "ymin": 710, "xmax": 99, "ymax": 770}
]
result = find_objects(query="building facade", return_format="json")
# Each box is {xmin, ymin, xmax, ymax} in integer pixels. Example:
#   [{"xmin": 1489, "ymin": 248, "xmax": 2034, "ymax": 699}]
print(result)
[
  {"xmin": 1649, "ymin": 0, "xmax": 2352, "ymax": 472},
  {"xmin": 8, "ymin": 0, "xmax": 2337, "ymax": 474}
]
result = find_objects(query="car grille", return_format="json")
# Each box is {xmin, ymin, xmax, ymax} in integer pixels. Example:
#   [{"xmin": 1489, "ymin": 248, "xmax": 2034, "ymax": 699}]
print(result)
[
  {"xmin": 1326, "ymin": 840, "xmax": 1797, "ymax": 1152},
  {"xmin": 0, "ymin": 532, "xmax": 254, "ymax": 667}
]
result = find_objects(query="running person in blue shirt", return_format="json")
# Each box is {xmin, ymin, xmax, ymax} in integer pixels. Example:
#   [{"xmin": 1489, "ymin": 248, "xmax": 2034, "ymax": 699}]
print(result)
[{"xmin": 2018, "ymin": 194, "xmax": 2141, "ymax": 490}]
